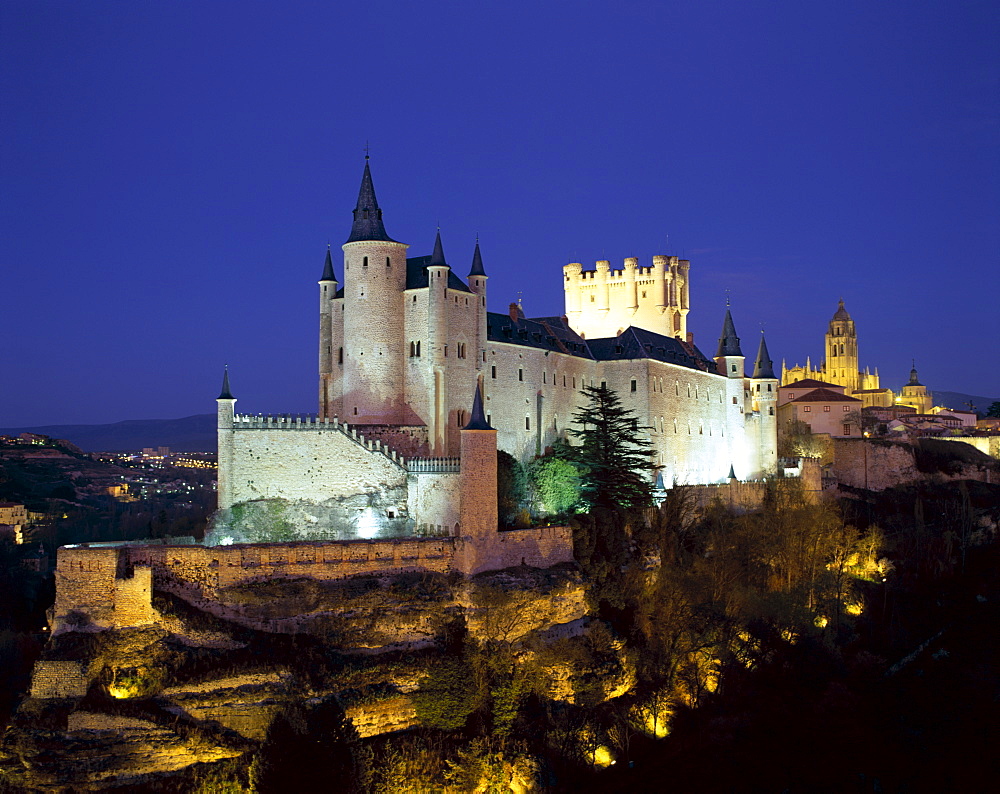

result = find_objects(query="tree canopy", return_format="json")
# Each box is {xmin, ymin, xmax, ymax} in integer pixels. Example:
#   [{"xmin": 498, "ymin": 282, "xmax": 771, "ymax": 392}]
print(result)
[{"xmin": 565, "ymin": 384, "xmax": 656, "ymax": 511}]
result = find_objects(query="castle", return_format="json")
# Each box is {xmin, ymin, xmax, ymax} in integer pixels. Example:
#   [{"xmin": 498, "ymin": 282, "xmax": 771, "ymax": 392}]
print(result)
[{"xmin": 216, "ymin": 158, "xmax": 779, "ymax": 539}]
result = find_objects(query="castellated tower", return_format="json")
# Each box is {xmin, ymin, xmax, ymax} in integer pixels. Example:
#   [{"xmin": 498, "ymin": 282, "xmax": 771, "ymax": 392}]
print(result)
[
  {"xmin": 825, "ymin": 298, "xmax": 859, "ymax": 392},
  {"xmin": 563, "ymin": 254, "xmax": 689, "ymax": 339},
  {"xmin": 456, "ymin": 385, "xmax": 500, "ymax": 575},
  {"xmin": 750, "ymin": 332, "xmax": 778, "ymax": 476},
  {"xmin": 216, "ymin": 368, "xmax": 236, "ymax": 510},
  {"xmin": 340, "ymin": 158, "xmax": 410, "ymax": 424}
]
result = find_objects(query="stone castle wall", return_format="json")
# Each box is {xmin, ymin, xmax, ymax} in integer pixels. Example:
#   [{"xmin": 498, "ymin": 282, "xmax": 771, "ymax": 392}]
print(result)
[
  {"xmin": 830, "ymin": 439, "xmax": 919, "ymax": 491},
  {"xmin": 223, "ymin": 416, "xmax": 406, "ymax": 509}
]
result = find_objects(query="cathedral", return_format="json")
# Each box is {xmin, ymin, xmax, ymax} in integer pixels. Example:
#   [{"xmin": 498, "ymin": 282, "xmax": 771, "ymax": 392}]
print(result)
[
  {"xmin": 315, "ymin": 158, "xmax": 778, "ymax": 485},
  {"xmin": 781, "ymin": 299, "xmax": 932, "ymax": 414}
]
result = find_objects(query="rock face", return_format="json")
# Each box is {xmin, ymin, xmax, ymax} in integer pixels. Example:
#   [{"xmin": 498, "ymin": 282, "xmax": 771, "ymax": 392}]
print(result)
[{"xmin": 2, "ymin": 564, "xmax": 591, "ymax": 791}]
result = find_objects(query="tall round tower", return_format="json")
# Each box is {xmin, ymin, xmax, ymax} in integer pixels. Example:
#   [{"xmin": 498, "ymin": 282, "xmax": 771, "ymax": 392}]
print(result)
[{"xmin": 341, "ymin": 158, "xmax": 409, "ymax": 423}]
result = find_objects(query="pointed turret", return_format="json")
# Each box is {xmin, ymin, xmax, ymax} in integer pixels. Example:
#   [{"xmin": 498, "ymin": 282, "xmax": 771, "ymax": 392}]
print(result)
[
  {"xmin": 469, "ymin": 240, "xmax": 486, "ymax": 277},
  {"xmin": 463, "ymin": 383, "xmax": 492, "ymax": 430},
  {"xmin": 218, "ymin": 367, "xmax": 234, "ymax": 400},
  {"xmin": 752, "ymin": 332, "xmax": 776, "ymax": 379},
  {"xmin": 429, "ymin": 230, "xmax": 448, "ymax": 267},
  {"xmin": 346, "ymin": 158, "xmax": 394, "ymax": 243},
  {"xmin": 716, "ymin": 309, "xmax": 742, "ymax": 357},
  {"xmin": 320, "ymin": 245, "xmax": 336, "ymax": 282}
]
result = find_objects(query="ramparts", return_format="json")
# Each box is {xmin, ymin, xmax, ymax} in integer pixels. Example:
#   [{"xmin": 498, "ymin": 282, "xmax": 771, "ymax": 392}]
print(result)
[{"xmin": 52, "ymin": 525, "xmax": 576, "ymax": 631}]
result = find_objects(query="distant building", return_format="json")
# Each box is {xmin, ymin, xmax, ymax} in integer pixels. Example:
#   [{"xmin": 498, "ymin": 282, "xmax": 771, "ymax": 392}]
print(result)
[{"xmin": 777, "ymin": 379, "xmax": 863, "ymax": 438}]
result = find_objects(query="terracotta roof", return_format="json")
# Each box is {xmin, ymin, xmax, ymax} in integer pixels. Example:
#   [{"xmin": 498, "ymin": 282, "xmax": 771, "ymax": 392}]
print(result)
[
  {"xmin": 788, "ymin": 388, "xmax": 861, "ymax": 404},
  {"xmin": 782, "ymin": 378, "xmax": 840, "ymax": 390},
  {"xmin": 852, "ymin": 388, "xmax": 891, "ymax": 394}
]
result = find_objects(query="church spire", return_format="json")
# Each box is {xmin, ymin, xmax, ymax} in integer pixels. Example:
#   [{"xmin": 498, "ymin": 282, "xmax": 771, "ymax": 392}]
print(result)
[
  {"xmin": 716, "ymin": 308, "xmax": 743, "ymax": 357},
  {"xmin": 752, "ymin": 332, "xmax": 776, "ymax": 379},
  {"xmin": 469, "ymin": 239, "xmax": 486, "ymax": 276},
  {"xmin": 320, "ymin": 245, "xmax": 336, "ymax": 281},
  {"xmin": 346, "ymin": 158, "xmax": 394, "ymax": 243}
]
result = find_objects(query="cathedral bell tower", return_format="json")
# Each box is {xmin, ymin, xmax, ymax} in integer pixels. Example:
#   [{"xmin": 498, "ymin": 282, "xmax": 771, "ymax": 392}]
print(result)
[
  {"xmin": 825, "ymin": 298, "xmax": 859, "ymax": 392},
  {"xmin": 340, "ymin": 157, "xmax": 409, "ymax": 424}
]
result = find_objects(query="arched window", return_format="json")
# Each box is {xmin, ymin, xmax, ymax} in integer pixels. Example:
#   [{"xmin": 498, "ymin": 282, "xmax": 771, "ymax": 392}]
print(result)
[{"xmin": 363, "ymin": 256, "xmax": 368, "ymax": 267}]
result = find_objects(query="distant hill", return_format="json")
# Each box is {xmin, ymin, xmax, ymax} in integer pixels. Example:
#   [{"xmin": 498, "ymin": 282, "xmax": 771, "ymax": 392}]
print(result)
[
  {"xmin": 0, "ymin": 414, "xmax": 218, "ymax": 452},
  {"xmin": 934, "ymin": 391, "xmax": 1000, "ymax": 413}
]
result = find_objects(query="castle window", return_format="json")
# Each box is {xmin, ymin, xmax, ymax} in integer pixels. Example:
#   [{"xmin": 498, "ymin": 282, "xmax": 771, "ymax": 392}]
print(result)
[
  {"xmin": 803, "ymin": 406, "xmax": 811, "ymax": 412},
  {"xmin": 458, "ymin": 343, "xmax": 466, "ymax": 358},
  {"xmin": 687, "ymin": 384, "xmax": 691, "ymax": 397},
  {"xmin": 769, "ymin": 407, "xmax": 774, "ymax": 415},
  {"xmin": 824, "ymin": 406, "xmax": 831, "ymax": 412},
  {"xmin": 554, "ymin": 414, "xmax": 558, "ymax": 430},
  {"xmin": 733, "ymin": 396, "xmax": 737, "ymax": 404},
  {"xmin": 642, "ymin": 290, "xmax": 647, "ymax": 298},
  {"xmin": 457, "ymin": 411, "xmax": 465, "ymax": 426},
  {"xmin": 354, "ymin": 407, "xmax": 358, "ymax": 415},
  {"xmin": 590, "ymin": 296, "xmax": 595, "ymax": 302},
  {"xmin": 491, "ymin": 365, "xmax": 496, "ymax": 379},
  {"xmin": 731, "ymin": 364, "xmax": 736, "ymax": 372},
  {"xmin": 768, "ymin": 384, "xmax": 772, "ymax": 392},
  {"xmin": 338, "ymin": 347, "xmax": 343, "ymax": 364},
  {"xmin": 843, "ymin": 406, "xmax": 850, "ymax": 412},
  {"xmin": 675, "ymin": 382, "xmax": 679, "ymax": 395},
  {"xmin": 444, "ymin": 345, "xmax": 448, "ymax": 357},
  {"xmin": 543, "ymin": 372, "xmax": 547, "ymax": 384},
  {"xmin": 410, "ymin": 342, "xmax": 416, "ymax": 357},
  {"xmin": 486, "ymin": 413, "xmax": 491, "ymax": 425},
  {"xmin": 518, "ymin": 369, "xmax": 523, "ymax": 382},
  {"xmin": 563, "ymin": 375, "xmax": 566, "ymax": 387},
  {"xmin": 840, "ymin": 344, "xmax": 844, "ymax": 355},
  {"xmin": 363, "ymin": 256, "xmax": 368, "ymax": 267},
  {"xmin": 573, "ymin": 377, "xmax": 576, "ymax": 388},
  {"xmin": 843, "ymin": 424, "xmax": 852, "ymax": 435},
  {"xmin": 601, "ymin": 381, "xmax": 606, "ymax": 389},
  {"xmin": 630, "ymin": 379, "xmax": 637, "ymax": 392},
  {"xmin": 525, "ymin": 416, "xmax": 530, "ymax": 430},
  {"xmin": 673, "ymin": 418, "xmax": 678, "ymax": 433}
]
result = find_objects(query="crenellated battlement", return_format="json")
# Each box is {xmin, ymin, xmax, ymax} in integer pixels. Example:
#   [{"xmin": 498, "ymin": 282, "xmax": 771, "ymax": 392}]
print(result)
[{"xmin": 232, "ymin": 413, "xmax": 406, "ymax": 468}]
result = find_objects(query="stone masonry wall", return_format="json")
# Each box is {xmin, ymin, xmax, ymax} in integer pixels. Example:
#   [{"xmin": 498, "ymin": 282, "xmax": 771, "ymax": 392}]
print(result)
[
  {"xmin": 226, "ymin": 422, "xmax": 406, "ymax": 507},
  {"xmin": 407, "ymin": 470, "xmax": 461, "ymax": 534},
  {"xmin": 831, "ymin": 439, "xmax": 919, "ymax": 490},
  {"xmin": 30, "ymin": 660, "xmax": 90, "ymax": 699}
]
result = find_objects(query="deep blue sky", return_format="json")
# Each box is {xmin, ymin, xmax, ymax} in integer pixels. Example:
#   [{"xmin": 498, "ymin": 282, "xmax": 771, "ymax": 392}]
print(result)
[{"xmin": 3, "ymin": 1, "xmax": 998, "ymax": 426}]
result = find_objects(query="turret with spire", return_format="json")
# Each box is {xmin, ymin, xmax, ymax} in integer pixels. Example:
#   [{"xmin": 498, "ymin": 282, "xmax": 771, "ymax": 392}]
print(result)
[
  {"xmin": 318, "ymin": 245, "xmax": 340, "ymax": 418},
  {"xmin": 346, "ymin": 156, "xmax": 395, "ymax": 244},
  {"xmin": 340, "ymin": 156, "xmax": 409, "ymax": 425},
  {"xmin": 752, "ymin": 332, "xmax": 776, "ymax": 379},
  {"xmin": 468, "ymin": 238, "xmax": 488, "ymax": 377},
  {"xmin": 715, "ymin": 306, "xmax": 744, "ymax": 378},
  {"xmin": 216, "ymin": 367, "xmax": 236, "ymax": 509},
  {"xmin": 426, "ymin": 229, "xmax": 451, "ymax": 454}
]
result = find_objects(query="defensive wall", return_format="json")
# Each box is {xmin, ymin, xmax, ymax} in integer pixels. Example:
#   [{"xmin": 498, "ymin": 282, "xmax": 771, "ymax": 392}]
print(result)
[
  {"xmin": 934, "ymin": 435, "xmax": 1000, "ymax": 460},
  {"xmin": 52, "ymin": 525, "xmax": 575, "ymax": 632},
  {"xmin": 830, "ymin": 438, "xmax": 997, "ymax": 491}
]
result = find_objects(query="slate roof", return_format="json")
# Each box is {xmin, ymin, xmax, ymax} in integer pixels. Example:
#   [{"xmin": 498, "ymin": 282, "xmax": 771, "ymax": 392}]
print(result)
[
  {"xmin": 405, "ymin": 256, "xmax": 474, "ymax": 293},
  {"xmin": 345, "ymin": 159, "xmax": 396, "ymax": 244},
  {"xmin": 469, "ymin": 241, "xmax": 486, "ymax": 277},
  {"xmin": 752, "ymin": 333, "xmax": 776, "ymax": 379},
  {"xmin": 463, "ymin": 384, "xmax": 492, "ymax": 430},
  {"xmin": 588, "ymin": 327, "xmax": 716, "ymax": 371},
  {"xmin": 782, "ymin": 378, "xmax": 841, "ymax": 391},
  {"xmin": 218, "ymin": 368, "xmax": 234, "ymax": 400},
  {"xmin": 320, "ymin": 246, "xmax": 336, "ymax": 282},
  {"xmin": 487, "ymin": 312, "xmax": 593, "ymax": 357},
  {"xmin": 716, "ymin": 309, "xmax": 743, "ymax": 357},
  {"xmin": 486, "ymin": 315, "xmax": 715, "ymax": 373},
  {"xmin": 787, "ymin": 388, "xmax": 861, "ymax": 404}
]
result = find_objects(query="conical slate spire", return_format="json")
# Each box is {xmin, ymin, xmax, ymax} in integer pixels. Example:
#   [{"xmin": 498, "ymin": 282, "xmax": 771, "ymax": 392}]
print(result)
[
  {"xmin": 346, "ymin": 159, "xmax": 394, "ymax": 243},
  {"xmin": 463, "ymin": 383, "xmax": 492, "ymax": 430},
  {"xmin": 752, "ymin": 332, "xmax": 776, "ymax": 379},
  {"xmin": 429, "ymin": 230, "xmax": 448, "ymax": 267},
  {"xmin": 320, "ymin": 245, "xmax": 336, "ymax": 281},
  {"xmin": 716, "ymin": 309, "xmax": 743, "ymax": 357},
  {"xmin": 469, "ymin": 240, "xmax": 486, "ymax": 277},
  {"xmin": 218, "ymin": 367, "xmax": 234, "ymax": 400}
]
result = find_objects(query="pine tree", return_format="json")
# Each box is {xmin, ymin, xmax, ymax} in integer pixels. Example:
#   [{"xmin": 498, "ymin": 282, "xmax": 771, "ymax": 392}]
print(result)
[{"xmin": 566, "ymin": 384, "xmax": 656, "ymax": 511}]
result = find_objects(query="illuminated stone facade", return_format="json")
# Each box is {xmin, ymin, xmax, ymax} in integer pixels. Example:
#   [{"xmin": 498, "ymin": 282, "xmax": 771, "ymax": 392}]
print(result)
[
  {"xmin": 313, "ymin": 159, "xmax": 777, "ymax": 483},
  {"xmin": 781, "ymin": 299, "xmax": 890, "ymax": 408}
]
